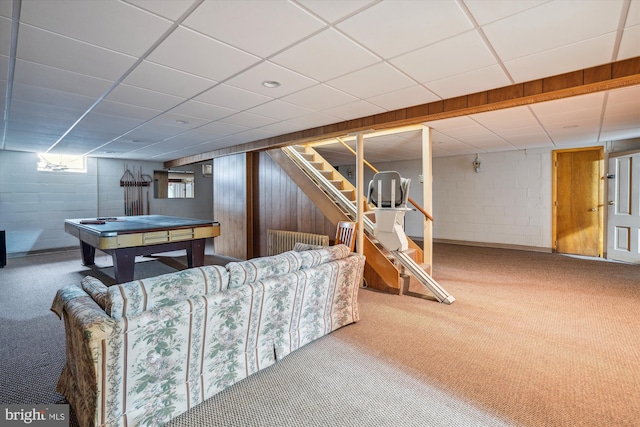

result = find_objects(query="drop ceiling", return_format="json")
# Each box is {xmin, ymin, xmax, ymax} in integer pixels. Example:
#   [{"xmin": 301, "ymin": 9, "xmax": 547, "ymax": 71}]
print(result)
[{"xmin": 0, "ymin": 0, "xmax": 639, "ymax": 164}]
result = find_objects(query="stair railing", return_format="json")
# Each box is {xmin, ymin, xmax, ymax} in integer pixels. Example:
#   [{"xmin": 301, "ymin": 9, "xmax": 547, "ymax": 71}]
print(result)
[{"xmin": 282, "ymin": 146, "xmax": 377, "ymax": 235}]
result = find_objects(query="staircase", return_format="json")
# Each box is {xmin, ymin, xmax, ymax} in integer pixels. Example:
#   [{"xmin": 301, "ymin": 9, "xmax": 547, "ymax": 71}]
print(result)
[{"xmin": 276, "ymin": 145, "xmax": 454, "ymax": 304}]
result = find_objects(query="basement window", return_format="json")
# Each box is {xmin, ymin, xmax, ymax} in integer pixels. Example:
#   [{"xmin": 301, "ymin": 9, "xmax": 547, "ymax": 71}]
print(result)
[{"xmin": 37, "ymin": 153, "xmax": 86, "ymax": 173}]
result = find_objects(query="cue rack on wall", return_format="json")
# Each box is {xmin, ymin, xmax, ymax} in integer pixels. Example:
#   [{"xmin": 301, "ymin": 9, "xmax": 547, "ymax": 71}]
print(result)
[{"xmin": 120, "ymin": 165, "xmax": 152, "ymax": 216}]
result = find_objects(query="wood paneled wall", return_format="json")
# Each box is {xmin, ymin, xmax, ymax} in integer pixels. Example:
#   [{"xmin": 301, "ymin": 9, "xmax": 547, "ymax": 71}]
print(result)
[
  {"xmin": 213, "ymin": 151, "xmax": 334, "ymax": 259},
  {"xmin": 254, "ymin": 151, "xmax": 334, "ymax": 257},
  {"xmin": 213, "ymin": 153, "xmax": 248, "ymax": 259}
]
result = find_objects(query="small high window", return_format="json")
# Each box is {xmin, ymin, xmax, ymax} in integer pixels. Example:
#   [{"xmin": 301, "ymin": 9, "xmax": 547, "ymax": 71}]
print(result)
[{"xmin": 37, "ymin": 153, "xmax": 86, "ymax": 173}]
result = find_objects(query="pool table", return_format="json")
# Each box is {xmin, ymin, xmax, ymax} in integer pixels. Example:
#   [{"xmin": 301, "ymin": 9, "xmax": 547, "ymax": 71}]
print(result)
[{"xmin": 65, "ymin": 215, "xmax": 220, "ymax": 283}]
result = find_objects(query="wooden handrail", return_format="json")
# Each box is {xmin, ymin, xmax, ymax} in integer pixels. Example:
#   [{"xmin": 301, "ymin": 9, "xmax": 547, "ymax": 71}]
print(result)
[{"xmin": 335, "ymin": 137, "xmax": 434, "ymax": 222}]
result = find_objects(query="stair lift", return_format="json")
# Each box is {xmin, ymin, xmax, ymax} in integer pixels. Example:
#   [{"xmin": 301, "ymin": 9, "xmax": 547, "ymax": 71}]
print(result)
[{"xmin": 368, "ymin": 171, "xmax": 455, "ymax": 304}]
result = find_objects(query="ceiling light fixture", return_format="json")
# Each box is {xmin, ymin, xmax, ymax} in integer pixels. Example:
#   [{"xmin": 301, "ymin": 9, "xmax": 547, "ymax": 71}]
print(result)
[
  {"xmin": 262, "ymin": 80, "xmax": 281, "ymax": 88},
  {"xmin": 175, "ymin": 120, "xmax": 189, "ymax": 125}
]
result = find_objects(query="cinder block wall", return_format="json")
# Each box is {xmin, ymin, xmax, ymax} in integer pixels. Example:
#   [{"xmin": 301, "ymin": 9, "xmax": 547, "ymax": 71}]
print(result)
[
  {"xmin": 432, "ymin": 149, "xmax": 553, "ymax": 249},
  {"xmin": 0, "ymin": 151, "xmax": 213, "ymax": 256}
]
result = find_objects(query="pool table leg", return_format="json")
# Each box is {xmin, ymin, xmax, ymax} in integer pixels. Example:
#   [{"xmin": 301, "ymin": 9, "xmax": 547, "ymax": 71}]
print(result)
[
  {"xmin": 80, "ymin": 241, "xmax": 96, "ymax": 266},
  {"xmin": 187, "ymin": 239, "xmax": 206, "ymax": 268},
  {"xmin": 112, "ymin": 248, "xmax": 136, "ymax": 284}
]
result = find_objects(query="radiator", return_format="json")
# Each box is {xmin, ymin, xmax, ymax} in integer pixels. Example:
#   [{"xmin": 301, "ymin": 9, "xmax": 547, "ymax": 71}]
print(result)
[{"xmin": 267, "ymin": 229, "xmax": 329, "ymax": 256}]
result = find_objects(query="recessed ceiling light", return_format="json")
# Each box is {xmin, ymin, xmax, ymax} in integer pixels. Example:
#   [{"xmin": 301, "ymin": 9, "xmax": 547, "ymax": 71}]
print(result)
[
  {"xmin": 262, "ymin": 80, "xmax": 281, "ymax": 88},
  {"xmin": 132, "ymin": 139, "xmax": 144, "ymax": 143},
  {"xmin": 175, "ymin": 120, "xmax": 189, "ymax": 125},
  {"xmin": 563, "ymin": 125, "xmax": 578, "ymax": 129}
]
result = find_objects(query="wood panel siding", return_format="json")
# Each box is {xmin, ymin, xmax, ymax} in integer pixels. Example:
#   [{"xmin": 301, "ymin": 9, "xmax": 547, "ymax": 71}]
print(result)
[
  {"xmin": 213, "ymin": 153, "xmax": 248, "ymax": 259},
  {"xmin": 166, "ymin": 57, "xmax": 640, "ymax": 168},
  {"xmin": 254, "ymin": 151, "xmax": 334, "ymax": 257}
]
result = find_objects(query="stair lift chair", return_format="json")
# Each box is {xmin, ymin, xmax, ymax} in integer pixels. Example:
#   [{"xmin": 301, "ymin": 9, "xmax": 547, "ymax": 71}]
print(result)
[{"xmin": 367, "ymin": 171, "xmax": 411, "ymax": 252}]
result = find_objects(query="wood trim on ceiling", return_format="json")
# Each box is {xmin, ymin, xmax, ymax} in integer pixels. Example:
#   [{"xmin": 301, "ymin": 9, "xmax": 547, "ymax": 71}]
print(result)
[{"xmin": 165, "ymin": 57, "xmax": 640, "ymax": 168}]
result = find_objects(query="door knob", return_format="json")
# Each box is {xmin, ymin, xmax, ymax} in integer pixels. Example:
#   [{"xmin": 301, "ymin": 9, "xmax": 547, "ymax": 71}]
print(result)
[
  {"xmin": 608, "ymin": 201, "xmax": 615, "ymax": 206},
  {"xmin": 590, "ymin": 207, "xmax": 597, "ymax": 212}
]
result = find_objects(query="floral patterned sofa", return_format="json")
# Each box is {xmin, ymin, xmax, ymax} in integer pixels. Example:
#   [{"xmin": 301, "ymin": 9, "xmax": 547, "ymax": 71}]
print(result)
[{"xmin": 51, "ymin": 244, "xmax": 364, "ymax": 427}]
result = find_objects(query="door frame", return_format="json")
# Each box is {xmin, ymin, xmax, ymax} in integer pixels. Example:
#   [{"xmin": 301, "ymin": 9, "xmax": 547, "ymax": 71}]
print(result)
[{"xmin": 552, "ymin": 146, "xmax": 604, "ymax": 256}]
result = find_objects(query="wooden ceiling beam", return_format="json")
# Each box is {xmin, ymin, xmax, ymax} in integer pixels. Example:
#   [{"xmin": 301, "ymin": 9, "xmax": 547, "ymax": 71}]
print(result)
[{"xmin": 165, "ymin": 57, "xmax": 640, "ymax": 168}]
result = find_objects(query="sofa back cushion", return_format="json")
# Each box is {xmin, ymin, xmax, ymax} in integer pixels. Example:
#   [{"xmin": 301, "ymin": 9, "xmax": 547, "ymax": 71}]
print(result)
[
  {"xmin": 106, "ymin": 265, "xmax": 229, "ymax": 319},
  {"xmin": 296, "ymin": 244, "xmax": 350, "ymax": 269},
  {"xmin": 227, "ymin": 251, "xmax": 303, "ymax": 289}
]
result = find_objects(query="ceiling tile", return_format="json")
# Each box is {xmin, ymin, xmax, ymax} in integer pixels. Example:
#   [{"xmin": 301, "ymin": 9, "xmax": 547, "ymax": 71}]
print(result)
[
  {"xmin": 321, "ymin": 100, "xmax": 385, "ymax": 121},
  {"xmin": 270, "ymin": 29, "xmax": 380, "ymax": 82},
  {"xmin": 0, "ymin": 1, "xmax": 12, "ymax": 19},
  {"xmin": 601, "ymin": 86, "xmax": 640, "ymax": 137},
  {"xmin": 93, "ymin": 100, "xmax": 162, "ymax": 122},
  {"xmin": 326, "ymin": 62, "xmax": 416, "ymax": 99},
  {"xmin": 482, "ymin": 0, "xmax": 623, "ymax": 61},
  {"xmin": 168, "ymin": 100, "xmax": 237, "ymax": 122},
  {"xmin": 286, "ymin": 112, "xmax": 342, "ymax": 129},
  {"xmin": 148, "ymin": 111, "xmax": 211, "ymax": 131},
  {"xmin": 122, "ymin": 60, "xmax": 216, "ymax": 98},
  {"xmin": 281, "ymin": 84, "xmax": 357, "ymax": 110},
  {"xmin": 464, "ymin": 0, "xmax": 549, "ymax": 25},
  {"xmin": 105, "ymin": 83, "xmax": 185, "ymax": 111},
  {"xmin": 391, "ymin": 31, "xmax": 497, "ymax": 83},
  {"xmin": 366, "ymin": 85, "xmax": 440, "ymax": 111},
  {"xmin": 119, "ymin": 121, "xmax": 186, "ymax": 143},
  {"xmin": 504, "ymin": 33, "xmax": 617, "ymax": 82},
  {"xmin": 618, "ymin": 25, "xmax": 640, "ymax": 60},
  {"xmin": 225, "ymin": 61, "xmax": 318, "ymax": 97},
  {"xmin": 182, "ymin": 0, "xmax": 325, "ymax": 58},
  {"xmin": 147, "ymin": 27, "xmax": 260, "ymax": 81},
  {"xmin": 71, "ymin": 113, "xmax": 141, "ymax": 138},
  {"xmin": 218, "ymin": 111, "xmax": 278, "ymax": 128},
  {"xmin": 0, "ymin": 55, "xmax": 7, "ymax": 81},
  {"xmin": 20, "ymin": 0, "xmax": 173, "ymax": 56},
  {"xmin": 425, "ymin": 64, "xmax": 511, "ymax": 99},
  {"xmin": 530, "ymin": 92, "xmax": 604, "ymax": 125},
  {"xmin": 11, "ymin": 83, "xmax": 96, "ymax": 111},
  {"xmin": 17, "ymin": 25, "xmax": 137, "ymax": 81},
  {"xmin": 124, "ymin": 0, "xmax": 197, "ymax": 21},
  {"xmin": 194, "ymin": 84, "xmax": 273, "ymax": 111},
  {"xmin": 337, "ymin": 0, "xmax": 472, "ymax": 58},
  {"xmin": 13, "ymin": 60, "xmax": 113, "ymax": 98},
  {"xmin": 298, "ymin": 0, "xmax": 376, "ymax": 23},
  {"xmin": 199, "ymin": 120, "xmax": 249, "ymax": 137},
  {"xmin": 0, "ymin": 16, "xmax": 11, "ymax": 56},
  {"xmin": 243, "ymin": 98, "xmax": 315, "ymax": 122}
]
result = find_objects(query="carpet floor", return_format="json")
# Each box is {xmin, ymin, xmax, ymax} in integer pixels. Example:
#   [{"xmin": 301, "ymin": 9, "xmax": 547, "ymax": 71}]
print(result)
[{"xmin": 1, "ymin": 243, "xmax": 638, "ymax": 426}]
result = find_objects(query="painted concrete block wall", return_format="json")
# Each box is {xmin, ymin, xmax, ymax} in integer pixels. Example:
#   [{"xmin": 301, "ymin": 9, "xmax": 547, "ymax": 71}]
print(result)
[
  {"xmin": 0, "ymin": 151, "xmax": 98, "ymax": 254},
  {"xmin": 0, "ymin": 151, "xmax": 213, "ymax": 256},
  {"xmin": 432, "ymin": 149, "xmax": 553, "ymax": 249},
  {"xmin": 341, "ymin": 149, "xmax": 553, "ymax": 250}
]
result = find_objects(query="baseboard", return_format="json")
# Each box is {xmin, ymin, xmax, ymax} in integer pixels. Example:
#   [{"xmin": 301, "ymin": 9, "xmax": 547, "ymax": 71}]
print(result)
[
  {"xmin": 432, "ymin": 238, "xmax": 553, "ymax": 253},
  {"xmin": 7, "ymin": 246, "xmax": 79, "ymax": 259}
]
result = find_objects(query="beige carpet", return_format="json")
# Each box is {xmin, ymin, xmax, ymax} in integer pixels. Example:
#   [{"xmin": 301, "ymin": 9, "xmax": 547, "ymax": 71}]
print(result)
[{"xmin": 1, "ymin": 243, "xmax": 638, "ymax": 426}]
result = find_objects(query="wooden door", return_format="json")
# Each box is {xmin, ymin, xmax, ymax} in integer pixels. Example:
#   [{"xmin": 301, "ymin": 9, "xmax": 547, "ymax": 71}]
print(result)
[
  {"xmin": 554, "ymin": 148, "xmax": 603, "ymax": 257},
  {"xmin": 607, "ymin": 151, "xmax": 640, "ymax": 263}
]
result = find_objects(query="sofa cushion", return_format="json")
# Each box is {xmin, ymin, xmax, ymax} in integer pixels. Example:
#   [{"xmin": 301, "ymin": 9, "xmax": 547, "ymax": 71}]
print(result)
[
  {"xmin": 227, "ymin": 251, "xmax": 303, "ymax": 289},
  {"xmin": 297, "ymin": 244, "xmax": 350, "ymax": 269},
  {"xmin": 106, "ymin": 265, "xmax": 229, "ymax": 319},
  {"xmin": 292, "ymin": 242, "xmax": 326, "ymax": 252},
  {"xmin": 81, "ymin": 276, "xmax": 108, "ymax": 309}
]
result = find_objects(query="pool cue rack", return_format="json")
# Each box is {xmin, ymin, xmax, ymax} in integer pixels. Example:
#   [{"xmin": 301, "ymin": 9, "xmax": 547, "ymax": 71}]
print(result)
[{"xmin": 120, "ymin": 165, "xmax": 152, "ymax": 216}]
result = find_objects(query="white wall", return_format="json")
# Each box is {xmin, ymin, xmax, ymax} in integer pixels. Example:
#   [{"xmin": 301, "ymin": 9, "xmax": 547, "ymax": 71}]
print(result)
[
  {"xmin": 432, "ymin": 149, "xmax": 553, "ymax": 249},
  {"xmin": 0, "ymin": 151, "xmax": 213, "ymax": 256},
  {"xmin": 340, "ymin": 149, "xmax": 554, "ymax": 250}
]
